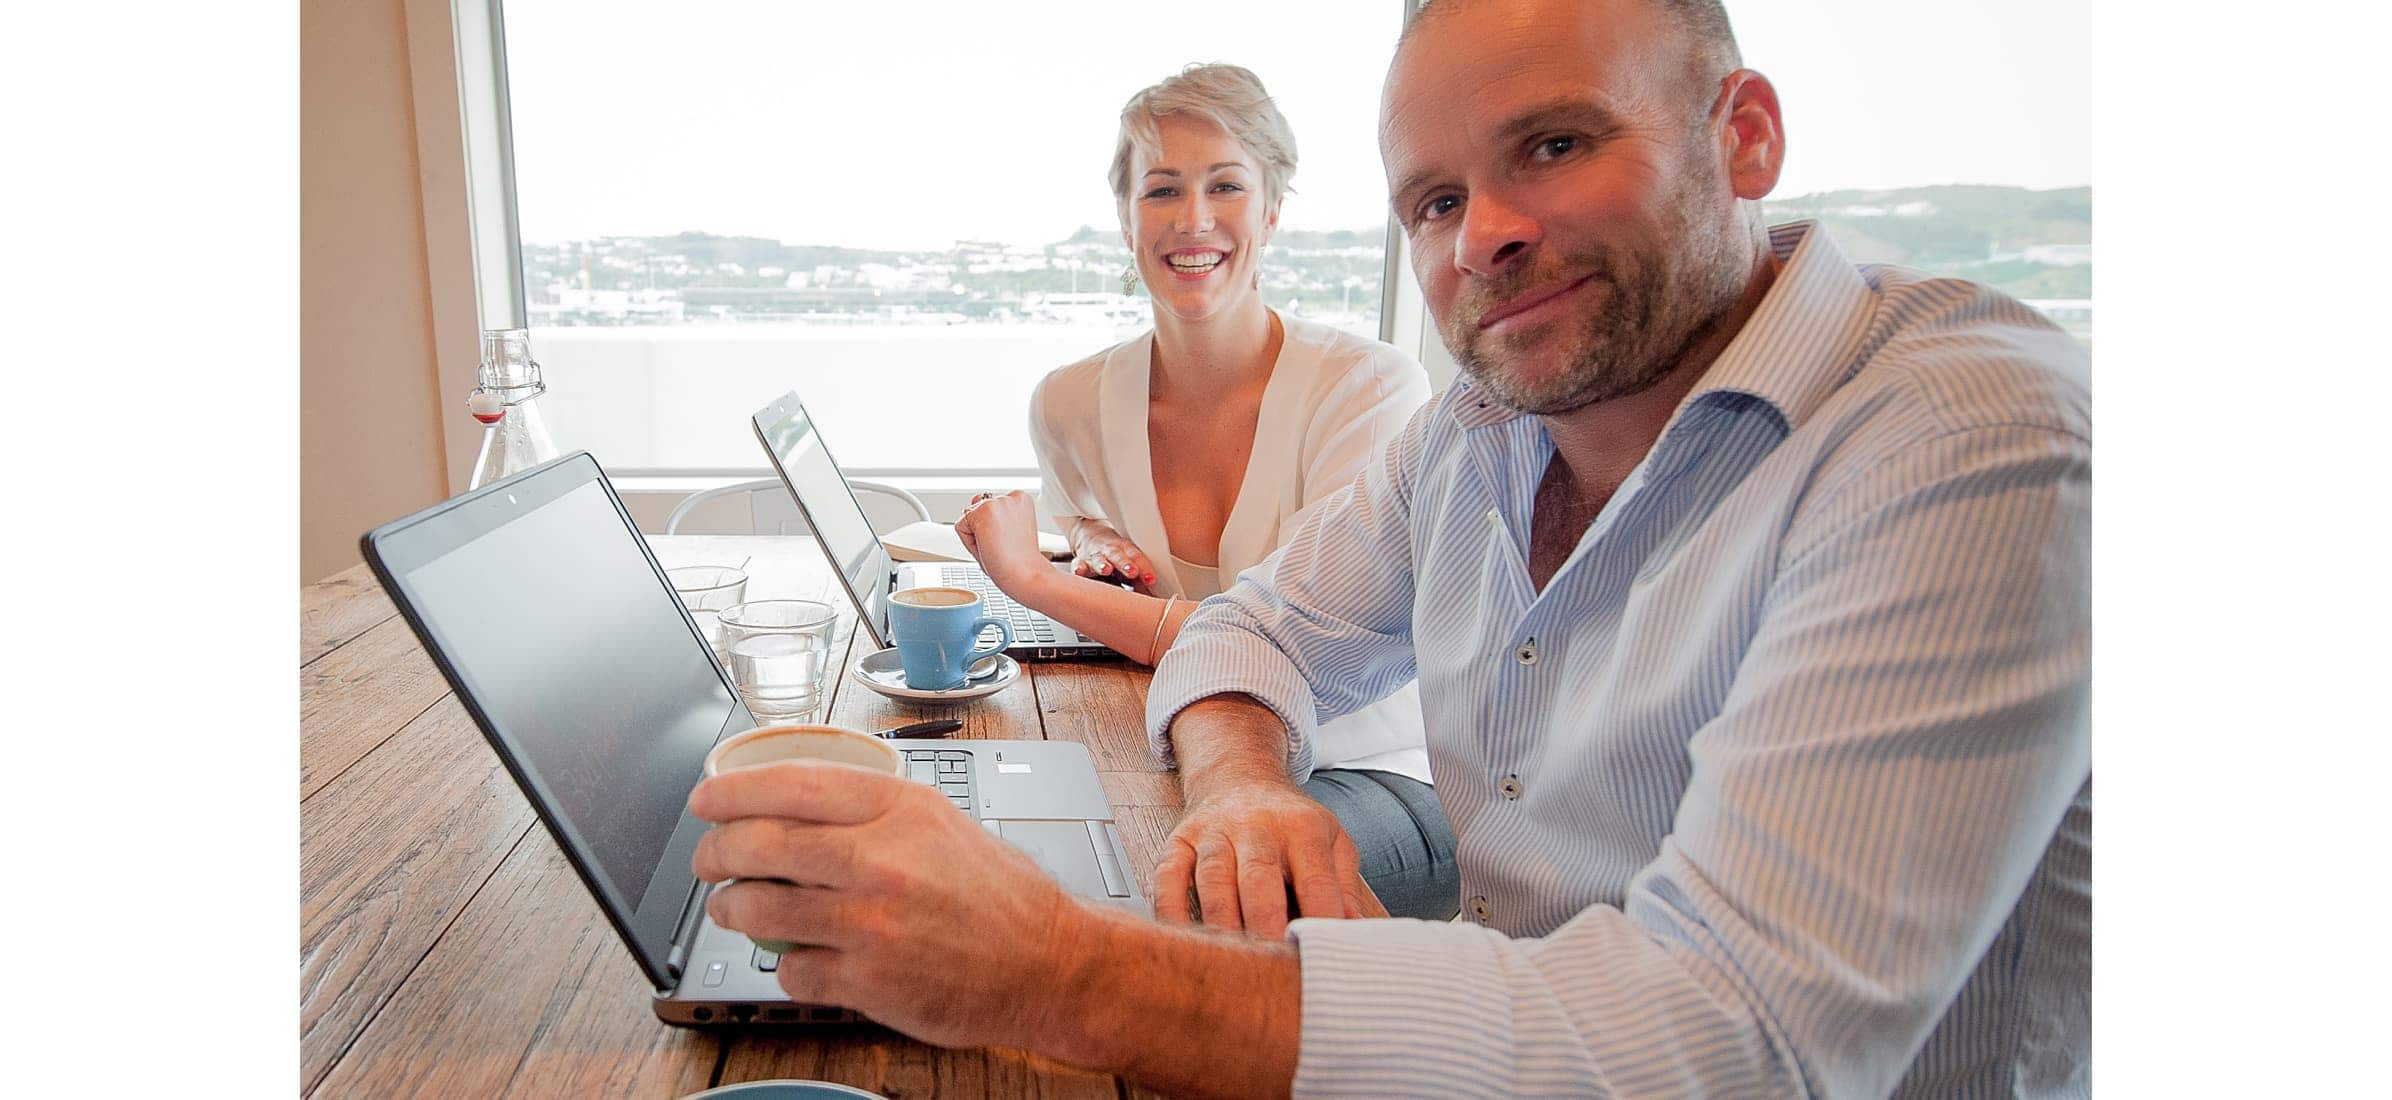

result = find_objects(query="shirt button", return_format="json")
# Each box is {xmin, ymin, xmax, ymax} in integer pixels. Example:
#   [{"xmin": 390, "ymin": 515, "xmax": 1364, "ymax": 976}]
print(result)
[
  {"xmin": 1515, "ymin": 638, "xmax": 1539, "ymax": 665},
  {"xmin": 1469, "ymin": 895, "xmax": 1492, "ymax": 921},
  {"xmin": 1498, "ymin": 774, "xmax": 1522, "ymax": 800}
]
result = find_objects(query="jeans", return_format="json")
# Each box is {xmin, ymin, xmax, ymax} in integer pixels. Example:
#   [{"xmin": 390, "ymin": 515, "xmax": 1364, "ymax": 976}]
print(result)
[{"xmin": 1301, "ymin": 768, "xmax": 1460, "ymax": 921}]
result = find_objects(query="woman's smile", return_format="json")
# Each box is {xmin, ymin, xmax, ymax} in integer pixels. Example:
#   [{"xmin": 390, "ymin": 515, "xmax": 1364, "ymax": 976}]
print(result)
[{"xmin": 1164, "ymin": 248, "xmax": 1229, "ymax": 279}]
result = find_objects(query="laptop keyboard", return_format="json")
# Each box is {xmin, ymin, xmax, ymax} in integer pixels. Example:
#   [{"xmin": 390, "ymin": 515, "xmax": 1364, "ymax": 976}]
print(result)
[
  {"xmin": 904, "ymin": 748, "xmax": 980, "ymax": 815},
  {"xmin": 939, "ymin": 566, "xmax": 1063, "ymax": 645}
]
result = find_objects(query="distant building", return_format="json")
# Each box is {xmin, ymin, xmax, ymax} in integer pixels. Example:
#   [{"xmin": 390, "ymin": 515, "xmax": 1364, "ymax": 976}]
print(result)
[
  {"xmin": 2023, "ymin": 298, "xmax": 2093, "ymax": 326},
  {"xmin": 531, "ymin": 286, "xmax": 687, "ymax": 323},
  {"xmin": 2023, "ymin": 244, "xmax": 2093, "ymax": 266},
  {"xmin": 1025, "ymin": 292, "xmax": 1149, "ymax": 326}
]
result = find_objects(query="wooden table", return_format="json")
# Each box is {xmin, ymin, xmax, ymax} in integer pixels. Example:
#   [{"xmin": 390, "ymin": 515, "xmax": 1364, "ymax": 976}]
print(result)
[{"xmin": 301, "ymin": 536, "xmax": 1183, "ymax": 1098}]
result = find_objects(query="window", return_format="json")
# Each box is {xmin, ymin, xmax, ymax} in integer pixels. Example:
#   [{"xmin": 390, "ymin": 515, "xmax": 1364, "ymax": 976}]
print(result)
[
  {"xmin": 467, "ymin": 0, "xmax": 2087, "ymax": 477},
  {"xmin": 1736, "ymin": 0, "xmax": 2092, "ymax": 346},
  {"xmin": 496, "ymin": 0, "xmax": 1406, "ymax": 475}
]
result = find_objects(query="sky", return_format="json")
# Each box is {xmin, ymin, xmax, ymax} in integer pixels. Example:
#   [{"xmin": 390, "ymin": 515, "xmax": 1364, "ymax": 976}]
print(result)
[{"xmin": 503, "ymin": 0, "xmax": 2090, "ymax": 250}]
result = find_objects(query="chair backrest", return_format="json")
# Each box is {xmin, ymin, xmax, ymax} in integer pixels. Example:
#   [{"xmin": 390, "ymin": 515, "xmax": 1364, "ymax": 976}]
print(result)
[
  {"xmin": 663, "ymin": 478, "xmax": 931, "ymax": 537},
  {"xmin": 747, "ymin": 482, "xmax": 808, "ymax": 537}
]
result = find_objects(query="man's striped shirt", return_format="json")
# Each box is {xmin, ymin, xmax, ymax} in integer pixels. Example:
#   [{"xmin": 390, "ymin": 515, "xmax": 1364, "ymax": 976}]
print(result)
[{"xmin": 1149, "ymin": 222, "xmax": 2092, "ymax": 1097}]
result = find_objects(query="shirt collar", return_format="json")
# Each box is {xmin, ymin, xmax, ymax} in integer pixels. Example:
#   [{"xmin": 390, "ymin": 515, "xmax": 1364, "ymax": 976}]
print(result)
[
  {"xmin": 1674, "ymin": 220, "xmax": 1876, "ymax": 435},
  {"xmin": 1447, "ymin": 220, "xmax": 1876, "ymax": 436}
]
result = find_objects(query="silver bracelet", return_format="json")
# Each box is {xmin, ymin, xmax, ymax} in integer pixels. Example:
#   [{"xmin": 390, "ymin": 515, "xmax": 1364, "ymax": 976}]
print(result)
[{"xmin": 1147, "ymin": 594, "xmax": 1181, "ymax": 665}]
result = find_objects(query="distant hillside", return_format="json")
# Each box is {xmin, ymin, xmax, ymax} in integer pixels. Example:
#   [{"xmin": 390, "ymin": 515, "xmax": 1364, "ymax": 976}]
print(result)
[
  {"xmin": 1763, "ymin": 184, "xmax": 2091, "ymax": 300},
  {"xmin": 526, "ymin": 183, "xmax": 2090, "ymax": 331},
  {"xmin": 642, "ymin": 231, "xmax": 908, "ymax": 272}
]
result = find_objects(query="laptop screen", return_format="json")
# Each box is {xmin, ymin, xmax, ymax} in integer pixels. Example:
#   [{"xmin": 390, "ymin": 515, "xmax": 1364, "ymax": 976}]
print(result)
[
  {"xmin": 753, "ymin": 394, "xmax": 892, "ymax": 646},
  {"xmin": 365, "ymin": 455, "xmax": 738, "ymax": 988}
]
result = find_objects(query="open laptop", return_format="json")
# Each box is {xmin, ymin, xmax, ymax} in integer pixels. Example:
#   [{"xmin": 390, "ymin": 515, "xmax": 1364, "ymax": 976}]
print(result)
[
  {"xmin": 749, "ymin": 390, "xmax": 1115, "ymax": 661},
  {"xmin": 360, "ymin": 453, "xmax": 1148, "ymax": 1027}
]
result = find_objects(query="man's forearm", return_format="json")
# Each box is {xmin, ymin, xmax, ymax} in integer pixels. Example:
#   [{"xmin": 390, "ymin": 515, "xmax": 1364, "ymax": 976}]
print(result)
[
  {"xmin": 1044, "ymin": 902, "xmax": 1303, "ymax": 1099},
  {"xmin": 1168, "ymin": 694, "xmax": 1297, "ymax": 802}
]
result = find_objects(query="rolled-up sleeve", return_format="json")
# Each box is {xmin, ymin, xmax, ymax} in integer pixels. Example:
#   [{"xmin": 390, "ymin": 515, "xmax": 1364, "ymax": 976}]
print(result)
[
  {"xmin": 1144, "ymin": 396, "xmax": 1437, "ymax": 781},
  {"xmin": 1027, "ymin": 375, "xmax": 1101, "ymax": 529},
  {"xmin": 1282, "ymin": 421, "xmax": 2092, "ymax": 1097}
]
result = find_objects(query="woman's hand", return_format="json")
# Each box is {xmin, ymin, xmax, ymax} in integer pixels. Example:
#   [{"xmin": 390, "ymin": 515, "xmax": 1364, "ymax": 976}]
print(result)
[
  {"xmin": 954, "ymin": 491, "xmax": 1057, "ymax": 596},
  {"xmin": 1070, "ymin": 520, "xmax": 1157, "ymax": 591}
]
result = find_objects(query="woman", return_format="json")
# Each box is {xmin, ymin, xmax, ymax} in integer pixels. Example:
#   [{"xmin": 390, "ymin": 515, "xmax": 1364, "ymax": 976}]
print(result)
[{"xmin": 955, "ymin": 64, "xmax": 1456, "ymax": 921}]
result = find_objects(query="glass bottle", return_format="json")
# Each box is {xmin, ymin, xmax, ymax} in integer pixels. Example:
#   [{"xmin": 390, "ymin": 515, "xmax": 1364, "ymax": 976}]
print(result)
[{"xmin": 466, "ymin": 329, "xmax": 561, "ymax": 490}]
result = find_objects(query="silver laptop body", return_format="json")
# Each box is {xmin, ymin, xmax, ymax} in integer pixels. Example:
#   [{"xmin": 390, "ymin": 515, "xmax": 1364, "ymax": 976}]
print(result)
[
  {"xmin": 749, "ymin": 390, "xmax": 1118, "ymax": 661},
  {"xmin": 360, "ymin": 453, "xmax": 1147, "ymax": 1029}
]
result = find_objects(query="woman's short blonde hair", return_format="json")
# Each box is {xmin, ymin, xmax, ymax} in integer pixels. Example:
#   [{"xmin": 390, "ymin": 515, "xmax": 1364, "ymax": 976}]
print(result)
[{"xmin": 1108, "ymin": 63, "xmax": 1298, "ymax": 223}]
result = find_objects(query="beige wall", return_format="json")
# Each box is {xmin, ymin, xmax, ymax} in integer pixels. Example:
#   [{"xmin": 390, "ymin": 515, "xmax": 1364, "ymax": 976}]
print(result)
[{"xmin": 301, "ymin": 0, "xmax": 450, "ymax": 585}]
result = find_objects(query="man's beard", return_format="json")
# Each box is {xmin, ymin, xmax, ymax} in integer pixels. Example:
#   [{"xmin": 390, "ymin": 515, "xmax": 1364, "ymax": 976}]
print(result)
[{"xmin": 1443, "ymin": 188, "xmax": 1747, "ymax": 417}]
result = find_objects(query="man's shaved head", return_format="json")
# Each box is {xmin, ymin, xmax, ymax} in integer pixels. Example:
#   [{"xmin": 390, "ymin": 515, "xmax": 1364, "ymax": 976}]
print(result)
[
  {"xmin": 1379, "ymin": 0, "xmax": 1783, "ymax": 416},
  {"xmin": 1401, "ymin": 0, "xmax": 1742, "ymax": 109}
]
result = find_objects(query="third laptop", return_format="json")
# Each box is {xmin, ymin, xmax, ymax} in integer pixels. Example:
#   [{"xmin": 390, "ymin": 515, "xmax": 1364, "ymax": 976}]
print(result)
[{"xmin": 750, "ymin": 389, "xmax": 1116, "ymax": 661}]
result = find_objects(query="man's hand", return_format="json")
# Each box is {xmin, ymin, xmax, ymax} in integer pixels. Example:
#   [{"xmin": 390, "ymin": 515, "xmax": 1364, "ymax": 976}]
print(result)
[
  {"xmin": 1153, "ymin": 778, "xmax": 1385, "ymax": 939},
  {"xmin": 1068, "ymin": 519, "xmax": 1157, "ymax": 591},
  {"xmin": 689, "ymin": 760, "xmax": 1102, "ymax": 1050},
  {"xmin": 954, "ymin": 490, "xmax": 1056, "ymax": 595}
]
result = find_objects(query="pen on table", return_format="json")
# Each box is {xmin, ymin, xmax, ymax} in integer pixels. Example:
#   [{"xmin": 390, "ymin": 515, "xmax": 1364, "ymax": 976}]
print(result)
[{"xmin": 879, "ymin": 719, "xmax": 964, "ymax": 739}]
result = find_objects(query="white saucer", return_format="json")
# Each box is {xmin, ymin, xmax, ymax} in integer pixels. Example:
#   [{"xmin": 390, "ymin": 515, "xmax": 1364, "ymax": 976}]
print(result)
[{"xmin": 850, "ymin": 647, "xmax": 1020, "ymax": 703}]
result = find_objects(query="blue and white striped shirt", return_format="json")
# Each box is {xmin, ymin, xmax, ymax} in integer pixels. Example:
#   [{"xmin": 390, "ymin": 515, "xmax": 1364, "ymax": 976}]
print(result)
[{"xmin": 1148, "ymin": 222, "xmax": 2091, "ymax": 1097}]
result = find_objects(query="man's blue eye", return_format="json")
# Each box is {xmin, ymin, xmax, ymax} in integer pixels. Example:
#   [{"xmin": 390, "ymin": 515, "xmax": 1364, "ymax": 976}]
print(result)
[
  {"xmin": 1422, "ymin": 195, "xmax": 1461, "ymax": 221},
  {"xmin": 1536, "ymin": 136, "xmax": 1577, "ymax": 159}
]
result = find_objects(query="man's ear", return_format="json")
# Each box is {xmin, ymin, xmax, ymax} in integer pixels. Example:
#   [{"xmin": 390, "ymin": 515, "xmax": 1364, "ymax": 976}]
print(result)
[{"xmin": 1714, "ymin": 69, "xmax": 1784, "ymax": 200}]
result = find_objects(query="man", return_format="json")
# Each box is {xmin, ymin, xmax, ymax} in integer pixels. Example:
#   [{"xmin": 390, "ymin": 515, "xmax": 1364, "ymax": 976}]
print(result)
[{"xmin": 688, "ymin": 0, "xmax": 2091, "ymax": 1095}]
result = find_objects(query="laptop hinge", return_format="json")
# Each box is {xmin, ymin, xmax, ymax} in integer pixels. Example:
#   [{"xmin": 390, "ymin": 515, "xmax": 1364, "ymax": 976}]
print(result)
[{"xmin": 664, "ymin": 879, "xmax": 709, "ymax": 980}]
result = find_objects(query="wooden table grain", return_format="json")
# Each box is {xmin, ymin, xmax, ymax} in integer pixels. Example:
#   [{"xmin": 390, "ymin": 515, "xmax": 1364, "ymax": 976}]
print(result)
[{"xmin": 299, "ymin": 536, "xmax": 1181, "ymax": 1098}]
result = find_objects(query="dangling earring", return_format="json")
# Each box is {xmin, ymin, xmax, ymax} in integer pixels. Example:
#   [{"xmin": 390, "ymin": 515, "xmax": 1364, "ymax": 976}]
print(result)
[
  {"xmin": 1121, "ymin": 264, "xmax": 1139, "ymax": 296},
  {"xmin": 1252, "ymin": 244, "xmax": 1267, "ymax": 291}
]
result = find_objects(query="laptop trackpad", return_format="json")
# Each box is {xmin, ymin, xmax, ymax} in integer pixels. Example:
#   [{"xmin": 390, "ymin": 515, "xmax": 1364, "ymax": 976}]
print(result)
[{"xmin": 994, "ymin": 819, "xmax": 1108, "ymax": 899}]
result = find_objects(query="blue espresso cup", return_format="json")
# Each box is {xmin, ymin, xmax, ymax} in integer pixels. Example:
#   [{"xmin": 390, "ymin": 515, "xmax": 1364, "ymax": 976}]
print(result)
[{"xmin": 887, "ymin": 586, "xmax": 1014, "ymax": 690}]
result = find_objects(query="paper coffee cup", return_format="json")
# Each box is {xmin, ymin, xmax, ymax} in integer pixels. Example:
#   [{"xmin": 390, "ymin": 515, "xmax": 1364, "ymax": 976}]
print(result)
[{"xmin": 701, "ymin": 724, "xmax": 904, "ymax": 953}]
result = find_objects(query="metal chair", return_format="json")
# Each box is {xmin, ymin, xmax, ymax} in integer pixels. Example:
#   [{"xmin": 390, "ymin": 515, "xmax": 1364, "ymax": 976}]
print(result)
[{"xmin": 662, "ymin": 477, "xmax": 931, "ymax": 536}]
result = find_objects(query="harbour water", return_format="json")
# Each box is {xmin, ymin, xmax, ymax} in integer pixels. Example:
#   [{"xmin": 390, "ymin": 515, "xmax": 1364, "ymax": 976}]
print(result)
[{"xmin": 528, "ymin": 317, "xmax": 1378, "ymax": 473}]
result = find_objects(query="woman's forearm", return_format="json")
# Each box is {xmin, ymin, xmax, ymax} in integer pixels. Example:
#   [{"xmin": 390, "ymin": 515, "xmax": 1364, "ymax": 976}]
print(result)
[{"xmin": 1016, "ymin": 568, "xmax": 1198, "ymax": 665}]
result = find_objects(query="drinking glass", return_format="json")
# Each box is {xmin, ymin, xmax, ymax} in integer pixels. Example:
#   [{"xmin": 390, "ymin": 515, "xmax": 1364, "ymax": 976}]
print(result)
[
  {"xmin": 719, "ymin": 600, "xmax": 840, "ymax": 724},
  {"xmin": 667, "ymin": 565, "xmax": 749, "ymax": 659}
]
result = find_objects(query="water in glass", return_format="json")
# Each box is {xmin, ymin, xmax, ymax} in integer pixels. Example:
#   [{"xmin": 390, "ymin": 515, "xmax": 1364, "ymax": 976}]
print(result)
[{"xmin": 728, "ymin": 630, "xmax": 829, "ymax": 722}]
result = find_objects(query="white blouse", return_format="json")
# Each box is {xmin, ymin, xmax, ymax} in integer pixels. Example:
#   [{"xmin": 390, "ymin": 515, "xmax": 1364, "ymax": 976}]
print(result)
[
  {"xmin": 1169, "ymin": 553, "xmax": 1223, "ymax": 600},
  {"xmin": 1028, "ymin": 313, "xmax": 1435, "ymax": 784}
]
